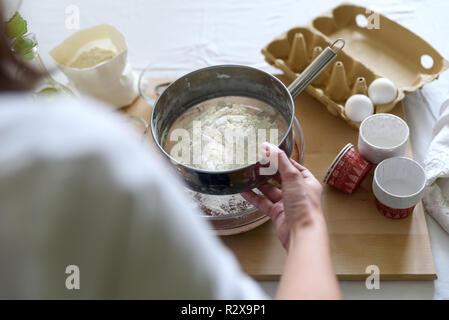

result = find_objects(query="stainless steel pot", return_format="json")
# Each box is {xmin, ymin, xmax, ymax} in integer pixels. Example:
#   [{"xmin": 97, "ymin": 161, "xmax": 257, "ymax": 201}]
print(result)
[{"xmin": 150, "ymin": 39, "xmax": 344, "ymax": 195}]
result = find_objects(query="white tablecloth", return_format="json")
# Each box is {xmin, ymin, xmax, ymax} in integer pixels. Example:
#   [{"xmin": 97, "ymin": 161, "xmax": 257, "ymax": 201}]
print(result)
[{"xmin": 20, "ymin": 0, "xmax": 449, "ymax": 299}]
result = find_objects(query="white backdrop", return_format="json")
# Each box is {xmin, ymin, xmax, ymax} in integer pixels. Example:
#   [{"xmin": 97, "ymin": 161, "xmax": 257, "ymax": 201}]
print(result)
[{"xmin": 16, "ymin": 0, "xmax": 449, "ymax": 299}]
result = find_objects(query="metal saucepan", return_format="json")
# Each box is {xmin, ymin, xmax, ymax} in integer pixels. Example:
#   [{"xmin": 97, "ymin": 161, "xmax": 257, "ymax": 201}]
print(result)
[{"xmin": 149, "ymin": 39, "xmax": 344, "ymax": 195}]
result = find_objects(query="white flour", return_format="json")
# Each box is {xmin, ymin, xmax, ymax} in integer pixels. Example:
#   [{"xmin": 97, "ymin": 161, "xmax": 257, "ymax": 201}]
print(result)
[
  {"xmin": 68, "ymin": 38, "xmax": 119, "ymax": 69},
  {"xmin": 181, "ymin": 103, "xmax": 278, "ymax": 171},
  {"xmin": 171, "ymin": 101, "xmax": 281, "ymax": 216},
  {"xmin": 69, "ymin": 47, "xmax": 116, "ymax": 69}
]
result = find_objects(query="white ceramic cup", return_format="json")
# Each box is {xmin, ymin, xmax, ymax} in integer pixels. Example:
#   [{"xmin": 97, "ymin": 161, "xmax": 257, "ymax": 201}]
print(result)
[
  {"xmin": 358, "ymin": 114, "xmax": 409, "ymax": 164},
  {"xmin": 373, "ymin": 157, "xmax": 426, "ymax": 212}
]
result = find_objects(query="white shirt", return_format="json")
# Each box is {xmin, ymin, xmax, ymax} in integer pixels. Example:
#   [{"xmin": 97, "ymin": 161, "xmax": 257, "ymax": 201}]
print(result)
[{"xmin": 0, "ymin": 94, "xmax": 267, "ymax": 299}]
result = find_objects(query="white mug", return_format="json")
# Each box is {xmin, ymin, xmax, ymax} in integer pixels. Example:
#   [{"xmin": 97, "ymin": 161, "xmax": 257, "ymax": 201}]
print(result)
[{"xmin": 358, "ymin": 114, "xmax": 409, "ymax": 164}]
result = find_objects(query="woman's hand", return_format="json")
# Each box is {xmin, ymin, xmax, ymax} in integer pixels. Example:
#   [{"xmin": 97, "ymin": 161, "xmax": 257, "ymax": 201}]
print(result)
[
  {"xmin": 242, "ymin": 143, "xmax": 324, "ymax": 250},
  {"xmin": 243, "ymin": 144, "xmax": 340, "ymax": 299}
]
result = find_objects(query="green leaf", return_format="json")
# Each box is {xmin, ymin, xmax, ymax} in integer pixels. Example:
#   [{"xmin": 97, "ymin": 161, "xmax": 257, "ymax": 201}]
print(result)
[
  {"xmin": 13, "ymin": 37, "xmax": 34, "ymax": 53},
  {"xmin": 21, "ymin": 51, "xmax": 35, "ymax": 61},
  {"xmin": 5, "ymin": 12, "xmax": 28, "ymax": 39}
]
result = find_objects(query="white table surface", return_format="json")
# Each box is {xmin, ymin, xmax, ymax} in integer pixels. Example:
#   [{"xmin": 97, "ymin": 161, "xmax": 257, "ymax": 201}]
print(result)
[{"xmin": 19, "ymin": 0, "xmax": 449, "ymax": 299}]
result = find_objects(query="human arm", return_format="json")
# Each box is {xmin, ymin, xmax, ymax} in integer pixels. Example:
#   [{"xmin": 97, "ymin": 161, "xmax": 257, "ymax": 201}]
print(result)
[{"xmin": 242, "ymin": 143, "xmax": 341, "ymax": 300}]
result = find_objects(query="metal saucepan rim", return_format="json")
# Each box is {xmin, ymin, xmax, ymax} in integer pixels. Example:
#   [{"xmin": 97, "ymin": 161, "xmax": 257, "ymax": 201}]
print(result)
[{"xmin": 150, "ymin": 64, "xmax": 295, "ymax": 174}]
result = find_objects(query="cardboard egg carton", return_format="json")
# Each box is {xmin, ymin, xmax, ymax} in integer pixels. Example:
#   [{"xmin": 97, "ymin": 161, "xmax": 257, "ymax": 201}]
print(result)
[{"xmin": 262, "ymin": 3, "xmax": 449, "ymax": 129}]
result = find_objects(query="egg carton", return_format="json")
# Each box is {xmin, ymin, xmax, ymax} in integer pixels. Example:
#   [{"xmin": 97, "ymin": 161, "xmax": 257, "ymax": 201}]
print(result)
[{"xmin": 262, "ymin": 3, "xmax": 449, "ymax": 129}]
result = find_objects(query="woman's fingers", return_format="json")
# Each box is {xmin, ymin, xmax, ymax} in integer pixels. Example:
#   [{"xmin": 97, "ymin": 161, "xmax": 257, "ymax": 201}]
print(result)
[
  {"xmin": 264, "ymin": 143, "xmax": 304, "ymax": 183},
  {"xmin": 258, "ymin": 183, "xmax": 282, "ymax": 203},
  {"xmin": 241, "ymin": 190, "xmax": 274, "ymax": 215},
  {"xmin": 289, "ymin": 158, "xmax": 304, "ymax": 170},
  {"xmin": 260, "ymin": 143, "xmax": 311, "ymax": 184},
  {"xmin": 270, "ymin": 173, "xmax": 281, "ymax": 184},
  {"xmin": 290, "ymin": 159, "xmax": 314, "ymax": 179}
]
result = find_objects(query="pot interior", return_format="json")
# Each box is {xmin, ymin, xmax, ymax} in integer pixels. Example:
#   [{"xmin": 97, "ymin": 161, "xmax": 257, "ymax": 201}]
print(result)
[{"xmin": 152, "ymin": 65, "xmax": 295, "ymax": 171}]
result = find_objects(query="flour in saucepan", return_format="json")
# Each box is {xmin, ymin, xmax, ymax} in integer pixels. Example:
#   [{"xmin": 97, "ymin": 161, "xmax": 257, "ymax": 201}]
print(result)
[
  {"xmin": 167, "ymin": 99, "xmax": 285, "ymax": 216},
  {"xmin": 180, "ymin": 103, "xmax": 279, "ymax": 171}
]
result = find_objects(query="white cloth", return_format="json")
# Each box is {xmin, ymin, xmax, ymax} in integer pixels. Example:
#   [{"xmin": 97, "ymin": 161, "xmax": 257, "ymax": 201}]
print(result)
[
  {"xmin": 0, "ymin": 95, "xmax": 267, "ymax": 299},
  {"xmin": 423, "ymin": 101, "xmax": 449, "ymax": 233},
  {"xmin": 404, "ymin": 85, "xmax": 449, "ymax": 300}
]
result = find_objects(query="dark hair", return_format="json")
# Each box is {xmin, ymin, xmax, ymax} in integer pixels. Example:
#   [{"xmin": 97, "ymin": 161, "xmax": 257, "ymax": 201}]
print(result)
[{"xmin": 0, "ymin": 5, "xmax": 41, "ymax": 91}]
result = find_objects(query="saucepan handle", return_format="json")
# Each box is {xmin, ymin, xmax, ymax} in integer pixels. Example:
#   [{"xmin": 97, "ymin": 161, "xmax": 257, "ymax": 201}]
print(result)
[{"xmin": 288, "ymin": 38, "xmax": 345, "ymax": 99}]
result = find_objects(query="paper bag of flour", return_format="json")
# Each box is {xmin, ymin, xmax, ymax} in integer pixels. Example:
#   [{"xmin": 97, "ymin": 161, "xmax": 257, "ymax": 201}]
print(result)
[{"xmin": 50, "ymin": 24, "xmax": 138, "ymax": 108}]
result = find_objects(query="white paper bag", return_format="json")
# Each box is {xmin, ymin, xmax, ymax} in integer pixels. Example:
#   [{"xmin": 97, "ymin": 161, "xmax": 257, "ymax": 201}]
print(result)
[{"xmin": 50, "ymin": 24, "xmax": 138, "ymax": 108}]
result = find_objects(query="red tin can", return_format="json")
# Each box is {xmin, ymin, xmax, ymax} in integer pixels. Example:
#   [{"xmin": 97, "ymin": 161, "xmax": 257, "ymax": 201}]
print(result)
[{"xmin": 324, "ymin": 143, "xmax": 372, "ymax": 194}]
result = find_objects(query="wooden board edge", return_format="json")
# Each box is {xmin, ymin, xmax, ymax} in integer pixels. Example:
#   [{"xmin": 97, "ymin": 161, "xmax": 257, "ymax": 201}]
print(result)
[
  {"xmin": 401, "ymin": 102, "xmax": 437, "ymax": 277},
  {"xmin": 252, "ymin": 273, "xmax": 437, "ymax": 281}
]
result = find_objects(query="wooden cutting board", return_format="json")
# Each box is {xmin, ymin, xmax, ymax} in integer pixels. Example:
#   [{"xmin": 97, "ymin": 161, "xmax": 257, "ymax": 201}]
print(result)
[{"xmin": 125, "ymin": 76, "xmax": 436, "ymax": 281}]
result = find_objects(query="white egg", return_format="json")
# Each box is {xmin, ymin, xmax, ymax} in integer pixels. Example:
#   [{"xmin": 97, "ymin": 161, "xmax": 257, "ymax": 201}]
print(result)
[
  {"xmin": 345, "ymin": 94, "xmax": 374, "ymax": 122},
  {"xmin": 368, "ymin": 78, "xmax": 397, "ymax": 105}
]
